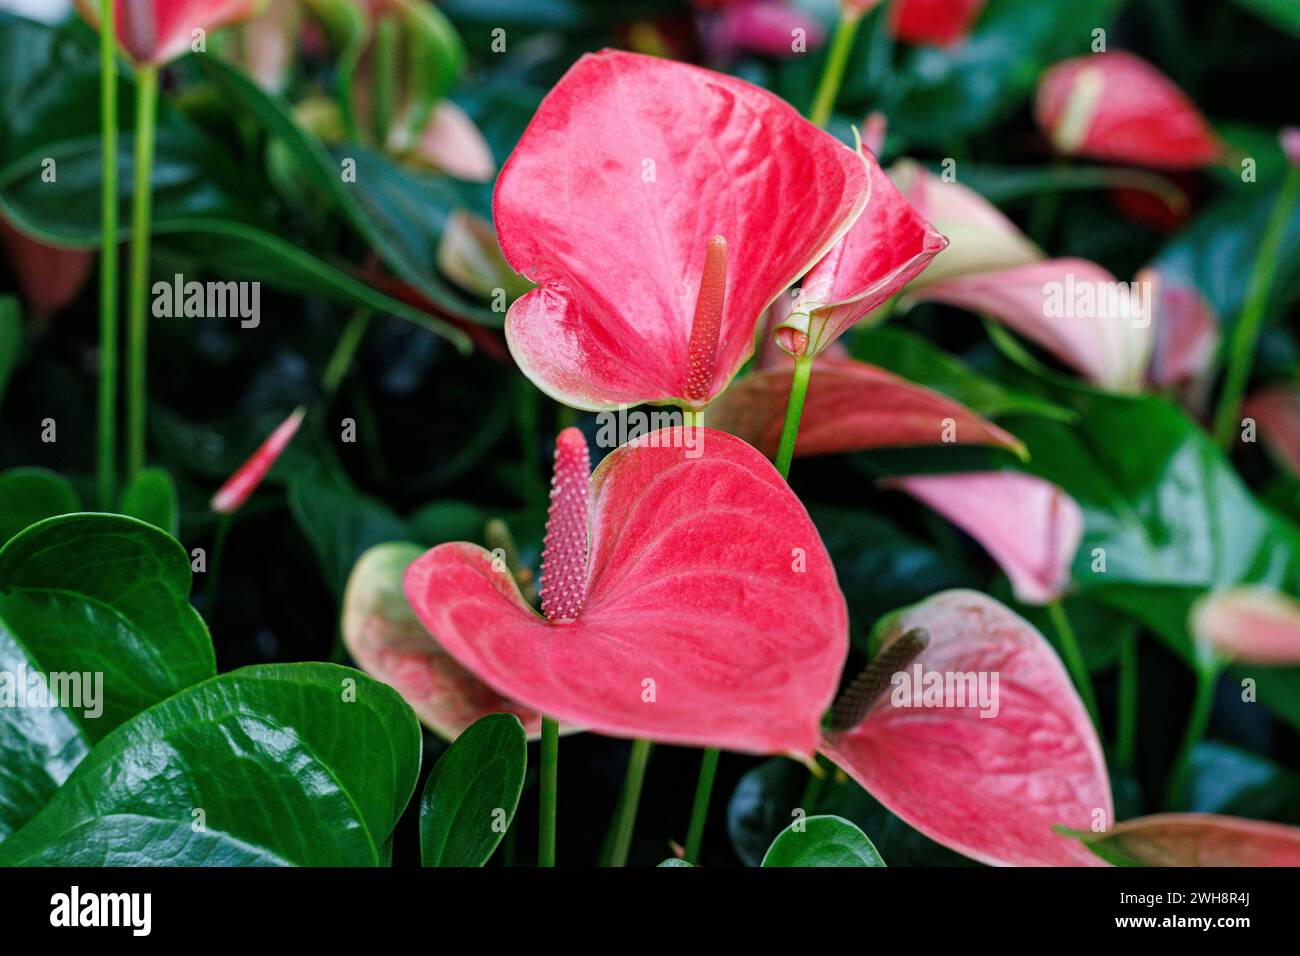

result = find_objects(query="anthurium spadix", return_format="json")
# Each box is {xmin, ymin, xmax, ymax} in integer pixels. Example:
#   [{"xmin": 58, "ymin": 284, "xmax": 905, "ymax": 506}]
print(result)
[
  {"xmin": 404, "ymin": 427, "xmax": 849, "ymax": 755},
  {"xmin": 775, "ymin": 150, "xmax": 947, "ymax": 359},
  {"xmin": 821, "ymin": 590, "xmax": 1112, "ymax": 866},
  {"xmin": 78, "ymin": 0, "xmax": 266, "ymax": 65},
  {"xmin": 885, "ymin": 473, "xmax": 1083, "ymax": 605},
  {"xmin": 493, "ymin": 49, "xmax": 871, "ymax": 411},
  {"xmin": 1035, "ymin": 51, "xmax": 1222, "ymax": 169}
]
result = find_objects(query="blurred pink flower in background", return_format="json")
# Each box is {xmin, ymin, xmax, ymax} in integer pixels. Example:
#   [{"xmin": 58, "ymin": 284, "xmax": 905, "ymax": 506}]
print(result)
[{"xmin": 0, "ymin": 217, "xmax": 95, "ymax": 318}]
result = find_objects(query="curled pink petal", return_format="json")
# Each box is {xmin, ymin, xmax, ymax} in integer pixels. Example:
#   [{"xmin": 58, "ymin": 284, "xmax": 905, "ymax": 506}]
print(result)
[
  {"xmin": 886, "ymin": 472, "xmax": 1082, "ymax": 604},
  {"xmin": 889, "ymin": 0, "xmax": 985, "ymax": 46},
  {"xmin": 342, "ymin": 543, "xmax": 545, "ymax": 740},
  {"xmin": 708, "ymin": 360, "xmax": 1023, "ymax": 459},
  {"xmin": 495, "ymin": 49, "xmax": 868, "ymax": 410},
  {"xmin": 404, "ymin": 428, "xmax": 848, "ymax": 756},
  {"xmin": 822, "ymin": 589, "xmax": 1112, "ymax": 866},
  {"xmin": 1192, "ymin": 586, "xmax": 1300, "ymax": 666},
  {"xmin": 0, "ymin": 218, "xmax": 96, "ymax": 317},
  {"xmin": 209, "ymin": 406, "xmax": 305, "ymax": 514},
  {"xmin": 1035, "ymin": 51, "xmax": 1222, "ymax": 169},
  {"xmin": 414, "ymin": 101, "xmax": 496, "ymax": 183},
  {"xmin": 781, "ymin": 149, "xmax": 946, "ymax": 358},
  {"xmin": 1145, "ymin": 267, "xmax": 1218, "ymax": 390},
  {"xmin": 1079, "ymin": 813, "xmax": 1300, "ymax": 866},
  {"xmin": 913, "ymin": 258, "xmax": 1155, "ymax": 393},
  {"xmin": 1243, "ymin": 385, "xmax": 1300, "ymax": 478}
]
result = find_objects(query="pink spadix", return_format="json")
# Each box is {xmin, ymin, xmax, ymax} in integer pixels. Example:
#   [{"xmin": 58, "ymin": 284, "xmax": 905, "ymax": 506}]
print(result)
[
  {"xmin": 682, "ymin": 236, "xmax": 728, "ymax": 405},
  {"xmin": 209, "ymin": 406, "xmax": 305, "ymax": 515},
  {"xmin": 539, "ymin": 427, "xmax": 591, "ymax": 622}
]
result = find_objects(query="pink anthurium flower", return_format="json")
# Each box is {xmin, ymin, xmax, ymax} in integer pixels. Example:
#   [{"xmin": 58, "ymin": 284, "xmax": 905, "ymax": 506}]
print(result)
[
  {"xmin": 774, "ymin": 148, "xmax": 947, "ymax": 359},
  {"xmin": 1243, "ymin": 385, "xmax": 1300, "ymax": 478},
  {"xmin": 888, "ymin": 0, "xmax": 985, "ymax": 46},
  {"xmin": 707, "ymin": 357, "xmax": 1023, "ymax": 459},
  {"xmin": 343, "ymin": 542, "xmax": 546, "ymax": 739},
  {"xmin": 912, "ymin": 258, "xmax": 1156, "ymax": 393},
  {"xmin": 709, "ymin": 0, "xmax": 826, "ymax": 59},
  {"xmin": 821, "ymin": 589, "xmax": 1112, "ymax": 866},
  {"xmin": 404, "ymin": 427, "xmax": 849, "ymax": 756},
  {"xmin": 493, "ymin": 50, "xmax": 872, "ymax": 411},
  {"xmin": 411, "ymin": 100, "xmax": 495, "ymax": 182},
  {"xmin": 1035, "ymin": 51, "xmax": 1222, "ymax": 169},
  {"xmin": 884, "ymin": 472, "xmax": 1082, "ymax": 605},
  {"xmin": 0, "ymin": 218, "xmax": 96, "ymax": 318},
  {"xmin": 1191, "ymin": 586, "xmax": 1300, "ymax": 666},
  {"xmin": 1077, "ymin": 813, "xmax": 1300, "ymax": 866},
  {"xmin": 1145, "ymin": 267, "xmax": 1218, "ymax": 394},
  {"xmin": 79, "ymin": 0, "xmax": 266, "ymax": 65},
  {"xmin": 209, "ymin": 406, "xmax": 305, "ymax": 514}
]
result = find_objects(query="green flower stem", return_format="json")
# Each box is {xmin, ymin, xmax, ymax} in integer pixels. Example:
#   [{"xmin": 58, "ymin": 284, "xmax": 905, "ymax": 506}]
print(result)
[
  {"xmin": 1116, "ymin": 631, "xmax": 1138, "ymax": 769},
  {"xmin": 97, "ymin": 0, "xmax": 119, "ymax": 508},
  {"xmin": 1212, "ymin": 164, "xmax": 1300, "ymax": 450},
  {"xmin": 538, "ymin": 716, "xmax": 559, "ymax": 866},
  {"xmin": 372, "ymin": 15, "xmax": 399, "ymax": 146},
  {"xmin": 1046, "ymin": 599, "xmax": 1100, "ymax": 728},
  {"xmin": 203, "ymin": 513, "xmax": 232, "ymax": 614},
  {"xmin": 606, "ymin": 738, "xmax": 653, "ymax": 867},
  {"xmin": 809, "ymin": 10, "xmax": 862, "ymax": 129},
  {"xmin": 774, "ymin": 354, "xmax": 814, "ymax": 480},
  {"xmin": 1164, "ymin": 664, "xmax": 1218, "ymax": 809},
  {"xmin": 683, "ymin": 745, "xmax": 719, "ymax": 864},
  {"xmin": 125, "ymin": 62, "xmax": 159, "ymax": 481},
  {"xmin": 322, "ymin": 309, "xmax": 371, "ymax": 399}
]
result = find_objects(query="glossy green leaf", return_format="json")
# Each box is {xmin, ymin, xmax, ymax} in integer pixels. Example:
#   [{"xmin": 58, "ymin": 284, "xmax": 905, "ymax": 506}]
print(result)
[
  {"xmin": 761, "ymin": 815, "xmax": 885, "ymax": 867},
  {"xmin": 117, "ymin": 467, "xmax": 179, "ymax": 537},
  {"xmin": 0, "ymin": 514, "xmax": 214, "ymax": 841},
  {"xmin": 1230, "ymin": 0, "xmax": 1300, "ymax": 37},
  {"xmin": 0, "ymin": 663, "xmax": 421, "ymax": 866},
  {"xmin": 289, "ymin": 472, "xmax": 411, "ymax": 595},
  {"xmin": 420, "ymin": 713, "xmax": 526, "ymax": 866},
  {"xmin": 0, "ymin": 467, "xmax": 79, "ymax": 545},
  {"xmin": 658, "ymin": 858, "xmax": 692, "ymax": 867},
  {"xmin": 851, "ymin": 326, "xmax": 1073, "ymax": 422}
]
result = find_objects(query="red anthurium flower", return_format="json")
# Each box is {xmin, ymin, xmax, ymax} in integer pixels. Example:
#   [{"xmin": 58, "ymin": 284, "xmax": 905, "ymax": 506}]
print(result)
[
  {"xmin": 1035, "ymin": 51, "xmax": 1222, "ymax": 169},
  {"xmin": 343, "ymin": 543, "xmax": 546, "ymax": 740},
  {"xmin": 80, "ymin": 0, "xmax": 266, "ymax": 66},
  {"xmin": 885, "ymin": 472, "xmax": 1082, "ymax": 605},
  {"xmin": 1146, "ymin": 267, "xmax": 1218, "ymax": 394},
  {"xmin": 1192, "ymin": 586, "xmax": 1300, "ymax": 666},
  {"xmin": 889, "ymin": 0, "xmax": 985, "ymax": 46},
  {"xmin": 404, "ymin": 427, "xmax": 849, "ymax": 756},
  {"xmin": 0, "ymin": 218, "xmax": 96, "ymax": 318},
  {"xmin": 708, "ymin": 357, "xmax": 1022, "ymax": 459},
  {"xmin": 775, "ymin": 148, "xmax": 947, "ymax": 359},
  {"xmin": 1078, "ymin": 814, "xmax": 1300, "ymax": 866},
  {"xmin": 912, "ymin": 258, "xmax": 1155, "ymax": 394},
  {"xmin": 209, "ymin": 406, "xmax": 305, "ymax": 514},
  {"xmin": 821, "ymin": 590, "xmax": 1112, "ymax": 866},
  {"xmin": 1243, "ymin": 385, "xmax": 1300, "ymax": 478},
  {"xmin": 494, "ymin": 50, "xmax": 870, "ymax": 411}
]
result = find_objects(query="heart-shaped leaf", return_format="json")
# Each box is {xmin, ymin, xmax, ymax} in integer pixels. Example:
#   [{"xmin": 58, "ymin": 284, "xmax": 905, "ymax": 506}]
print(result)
[
  {"xmin": 1076, "ymin": 813, "xmax": 1300, "ymax": 866},
  {"xmin": 117, "ymin": 467, "xmax": 179, "ymax": 537},
  {"xmin": 0, "ymin": 467, "xmax": 79, "ymax": 545},
  {"xmin": 405, "ymin": 427, "xmax": 849, "ymax": 756},
  {"xmin": 708, "ymin": 359, "xmax": 1023, "ymax": 460},
  {"xmin": 0, "ymin": 663, "xmax": 420, "ymax": 866},
  {"xmin": 343, "ymin": 543, "xmax": 543, "ymax": 739},
  {"xmin": 0, "ymin": 514, "xmax": 215, "ymax": 841},
  {"xmin": 822, "ymin": 589, "xmax": 1112, "ymax": 866},
  {"xmin": 420, "ymin": 713, "xmax": 526, "ymax": 866},
  {"xmin": 761, "ymin": 815, "xmax": 885, "ymax": 867}
]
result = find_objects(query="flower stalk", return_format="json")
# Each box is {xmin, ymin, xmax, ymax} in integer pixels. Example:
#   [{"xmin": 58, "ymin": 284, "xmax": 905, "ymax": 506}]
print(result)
[
  {"xmin": 125, "ymin": 62, "xmax": 159, "ymax": 480},
  {"xmin": 97, "ymin": 0, "xmax": 119, "ymax": 507},
  {"xmin": 809, "ymin": 9, "xmax": 862, "ymax": 129}
]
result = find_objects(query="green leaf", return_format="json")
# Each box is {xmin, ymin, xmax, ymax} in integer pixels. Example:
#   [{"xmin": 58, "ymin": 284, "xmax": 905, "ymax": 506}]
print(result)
[
  {"xmin": 761, "ymin": 815, "xmax": 885, "ymax": 867},
  {"xmin": 657, "ymin": 858, "xmax": 693, "ymax": 867},
  {"xmin": 117, "ymin": 467, "xmax": 179, "ymax": 537},
  {"xmin": 0, "ymin": 467, "xmax": 80, "ymax": 545},
  {"xmin": 1230, "ymin": 0, "xmax": 1300, "ymax": 37},
  {"xmin": 289, "ymin": 471, "xmax": 411, "ymax": 595},
  {"xmin": 0, "ymin": 663, "xmax": 421, "ymax": 866},
  {"xmin": 420, "ymin": 713, "xmax": 526, "ymax": 866},
  {"xmin": 851, "ymin": 326, "xmax": 1074, "ymax": 422},
  {"xmin": 0, "ymin": 295, "xmax": 20, "ymax": 410},
  {"xmin": 1174, "ymin": 742, "xmax": 1300, "ymax": 823},
  {"xmin": 0, "ymin": 514, "xmax": 214, "ymax": 841}
]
